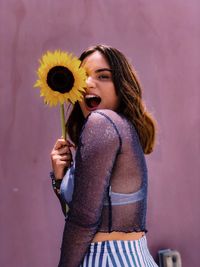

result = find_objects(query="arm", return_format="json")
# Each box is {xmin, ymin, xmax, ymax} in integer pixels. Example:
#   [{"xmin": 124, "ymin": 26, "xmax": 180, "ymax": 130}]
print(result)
[
  {"xmin": 58, "ymin": 111, "xmax": 121, "ymax": 267},
  {"xmin": 50, "ymin": 171, "xmax": 67, "ymax": 216},
  {"xmin": 50, "ymin": 138, "xmax": 74, "ymax": 215}
]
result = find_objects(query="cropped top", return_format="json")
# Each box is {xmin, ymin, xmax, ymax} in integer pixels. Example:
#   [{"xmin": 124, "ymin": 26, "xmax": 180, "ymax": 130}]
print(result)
[{"xmin": 58, "ymin": 110, "xmax": 148, "ymax": 267}]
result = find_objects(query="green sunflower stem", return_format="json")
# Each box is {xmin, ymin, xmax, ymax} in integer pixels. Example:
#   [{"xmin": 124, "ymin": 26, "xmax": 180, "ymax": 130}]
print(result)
[{"xmin": 60, "ymin": 104, "xmax": 66, "ymax": 140}]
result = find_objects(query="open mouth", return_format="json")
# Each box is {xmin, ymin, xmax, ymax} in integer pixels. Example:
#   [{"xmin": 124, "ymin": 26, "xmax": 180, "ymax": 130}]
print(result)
[{"xmin": 85, "ymin": 94, "xmax": 101, "ymax": 109}]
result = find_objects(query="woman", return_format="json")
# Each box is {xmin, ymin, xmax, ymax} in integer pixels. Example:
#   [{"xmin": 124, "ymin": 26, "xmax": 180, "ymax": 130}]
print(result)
[{"xmin": 50, "ymin": 45, "xmax": 158, "ymax": 266}]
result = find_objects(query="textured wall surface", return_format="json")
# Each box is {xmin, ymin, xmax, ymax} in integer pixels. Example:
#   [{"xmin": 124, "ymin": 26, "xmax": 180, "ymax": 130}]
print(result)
[{"xmin": 0, "ymin": 0, "xmax": 199, "ymax": 266}]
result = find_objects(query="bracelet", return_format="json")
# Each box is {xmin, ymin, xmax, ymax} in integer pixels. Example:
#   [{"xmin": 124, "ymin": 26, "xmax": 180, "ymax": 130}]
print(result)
[{"xmin": 50, "ymin": 171, "xmax": 62, "ymax": 190}]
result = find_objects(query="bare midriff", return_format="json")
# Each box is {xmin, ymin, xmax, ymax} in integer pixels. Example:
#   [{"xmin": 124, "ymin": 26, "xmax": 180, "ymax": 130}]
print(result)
[{"xmin": 92, "ymin": 231, "xmax": 145, "ymax": 243}]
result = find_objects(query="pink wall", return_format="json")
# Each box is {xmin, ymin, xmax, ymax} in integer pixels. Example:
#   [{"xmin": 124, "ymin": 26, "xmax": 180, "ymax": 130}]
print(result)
[{"xmin": 1, "ymin": 0, "xmax": 199, "ymax": 266}]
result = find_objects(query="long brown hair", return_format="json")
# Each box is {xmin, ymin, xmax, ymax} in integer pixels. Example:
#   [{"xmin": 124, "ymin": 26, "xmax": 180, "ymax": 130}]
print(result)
[{"xmin": 67, "ymin": 45, "xmax": 156, "ymax": 154}]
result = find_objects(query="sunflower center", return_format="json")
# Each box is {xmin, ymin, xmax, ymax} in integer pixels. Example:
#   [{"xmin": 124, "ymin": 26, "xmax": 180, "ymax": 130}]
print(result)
[{"xmin": 47, "ymin": 66, "xmax": 75, "ymax": 93}]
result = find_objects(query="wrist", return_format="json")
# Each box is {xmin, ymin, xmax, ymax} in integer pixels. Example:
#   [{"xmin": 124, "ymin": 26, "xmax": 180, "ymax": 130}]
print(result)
[{"xmin": 50, "ymin": 171, "xmax": 62, "ymax": 190}]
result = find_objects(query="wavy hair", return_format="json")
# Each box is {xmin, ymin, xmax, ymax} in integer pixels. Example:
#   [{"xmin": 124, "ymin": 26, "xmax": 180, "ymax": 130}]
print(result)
[{"xmin": 66, "ymin": 45, "xmax": 156, "ymax": 154}]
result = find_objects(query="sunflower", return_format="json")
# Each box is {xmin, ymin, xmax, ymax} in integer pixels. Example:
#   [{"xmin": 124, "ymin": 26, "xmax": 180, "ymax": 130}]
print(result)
[{"xmin": 34, "ymin": 50, "xmax": 86, "ymax": 106}]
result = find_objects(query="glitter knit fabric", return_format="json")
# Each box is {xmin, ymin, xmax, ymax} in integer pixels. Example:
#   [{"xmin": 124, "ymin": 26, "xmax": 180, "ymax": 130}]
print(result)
[{"xmin": 58, "ymin": 109, "xmax": 148, "ymax": 267}]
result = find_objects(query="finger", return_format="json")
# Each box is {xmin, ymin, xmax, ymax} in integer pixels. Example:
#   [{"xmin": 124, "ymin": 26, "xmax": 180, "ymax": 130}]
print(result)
[
  {"xmin": 53, "ymin": 154, "xmax": 68, "ymax": 163},
  {"xmin": 54, "ymin": 139, "xmax": 68, "ymax": 150},
  {"xmin": 56, "ymin": 161, "xmax": 68, "ymax": 167},
  {"xmin": 53, "ymin": 153, "xmax": 72, "ymax": 162},
  {"xmin": 66, "ymin": 140, "xmax": 75, "ymax": 148},
  {"xmin": 60, "ymin": 154, "xmax": 72, "ymax": 161},
  {"xmin": 54, "ymin": 138, "xmax": 74, "ymax": 150},
  {"xmin": 60, "ymin": 137, "xmax": 74, "ymax": 147},
  {"xmin": 58, "ymin": 146, "xmax": 72, "ymax": 155}
]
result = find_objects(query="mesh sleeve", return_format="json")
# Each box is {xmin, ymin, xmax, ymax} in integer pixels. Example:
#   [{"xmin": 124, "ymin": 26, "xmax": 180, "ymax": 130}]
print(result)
[{"xmin": 58, "ymin": 111, "xmax": 121, "ymax": 267}]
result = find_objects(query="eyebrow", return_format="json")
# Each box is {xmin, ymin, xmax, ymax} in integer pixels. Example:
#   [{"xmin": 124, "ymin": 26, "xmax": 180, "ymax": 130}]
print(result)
[{"xmin": 95, "ymin": 68, "xmax": 112, "ymax": 73}]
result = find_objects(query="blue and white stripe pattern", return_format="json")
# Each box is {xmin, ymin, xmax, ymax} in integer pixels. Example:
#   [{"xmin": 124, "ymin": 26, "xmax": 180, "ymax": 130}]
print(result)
[{"xmin": 80, "ymin": 236, "xmax": 158, "ymax": 267}]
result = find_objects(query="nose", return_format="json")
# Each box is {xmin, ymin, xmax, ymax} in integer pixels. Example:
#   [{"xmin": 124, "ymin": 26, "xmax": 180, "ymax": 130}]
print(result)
[{"xmin": 85, "ymin": 76, "xmax": 95, "ymax": 89}]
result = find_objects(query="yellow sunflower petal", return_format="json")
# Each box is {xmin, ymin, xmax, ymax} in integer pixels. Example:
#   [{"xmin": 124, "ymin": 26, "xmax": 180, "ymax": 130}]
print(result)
[{"xmin": 34, "ymin": 50, "xmax": 86, "ymax": 107}]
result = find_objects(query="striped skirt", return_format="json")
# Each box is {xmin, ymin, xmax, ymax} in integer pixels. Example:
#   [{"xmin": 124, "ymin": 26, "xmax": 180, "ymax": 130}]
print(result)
[{"xmin": 80, "ymin": 236, "xmax": 158, "ymax": 267}]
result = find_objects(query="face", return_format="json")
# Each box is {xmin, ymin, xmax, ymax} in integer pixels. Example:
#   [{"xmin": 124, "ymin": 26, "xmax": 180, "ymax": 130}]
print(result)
[{"xmin": 79, "ymin": 51, "xmax": 119, "ymax": 118}]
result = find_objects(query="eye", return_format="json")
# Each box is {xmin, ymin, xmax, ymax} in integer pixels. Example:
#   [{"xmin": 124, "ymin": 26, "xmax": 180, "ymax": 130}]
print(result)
[{"xmin": 98, "ymin": 73, "xmax": 112, "ymax": 80}]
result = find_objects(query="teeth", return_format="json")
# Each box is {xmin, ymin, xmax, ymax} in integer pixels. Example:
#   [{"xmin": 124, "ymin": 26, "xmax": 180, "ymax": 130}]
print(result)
[{"xmin": 85, "ymin": 94, "xmax": 98, "ymax": 99}]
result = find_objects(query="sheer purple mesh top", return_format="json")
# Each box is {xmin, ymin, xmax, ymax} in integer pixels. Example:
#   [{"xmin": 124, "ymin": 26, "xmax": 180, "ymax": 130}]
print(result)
[{"xmin": 58, "ymin": 109, "xmax": 148, "ymax": 267}]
